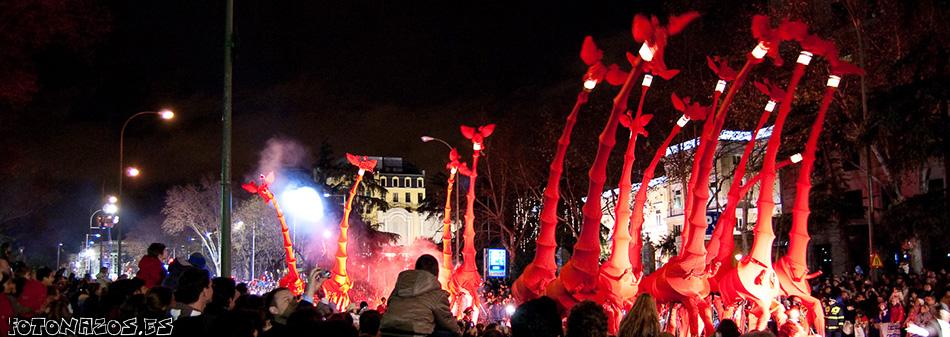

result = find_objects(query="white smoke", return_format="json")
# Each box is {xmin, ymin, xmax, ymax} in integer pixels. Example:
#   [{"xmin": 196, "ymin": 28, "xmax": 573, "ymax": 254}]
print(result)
[{"xmin": 255, "ymin": 137, "xmax": 312, "ymax": 177}]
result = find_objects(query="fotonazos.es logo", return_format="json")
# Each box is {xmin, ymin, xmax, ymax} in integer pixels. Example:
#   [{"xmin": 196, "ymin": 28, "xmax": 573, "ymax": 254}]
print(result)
[{"xmin": 8, "ymin": 317, "xmax": 173, "ymax": 336}]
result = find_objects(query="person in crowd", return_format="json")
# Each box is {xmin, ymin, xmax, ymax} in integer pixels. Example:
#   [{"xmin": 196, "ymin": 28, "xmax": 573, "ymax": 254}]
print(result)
[
  {"xmin": 907, "ymin": 303, "xmax": 950, "ymax": 337},
  {"xmin": 380, "ymin": 254, "xmax": 461, "ymax": 337},
  {"xmin": 377, "ymin": 296, "xmax": 388, "ymax": 314},
  {"xmin": 263, "ymin": 268, "xmax": 329, "ymax": 336},
  {"xmin": 18, "ymin": 266, "xmax": 51, "ymax": 316},
  {"xmin": 360, "ymin": 309, "xmax": 383, "ymax": 337},
  {"xmin": 164, "ymin": 252, "xmax": 206, "ymax": 289},
  {"xmin": 207, "ymin": 276, "xmax": 238, "ymax": 315},
  {"xmin": 779, "ymin": 308, "xmax": 806, "ymax": 337},
  {"xmin": 716, "ymin": 319, "xmax": 741, "ymax": 337},
  {"xmin": 511, "ymin": 296, "xmax": 562, "ymax": 337},
  {"xmin": 827, "ymin": 297, "xmax": 846, "ymax": 337},
  {"xmin": 170, "ymin": 267, "xmax": 212, "ymax": 321},
  {"xmin": 95, "ymin": 266, "xmax": 111, "ymax": 287},
  {"xmin": 170, "ymin": 268, "xmax": 213, "ymax": 336},
  {"xmin": 619, "ymin": 294, "xmax": 661, "ymax": 337},
  {"xmin": 137, "ymin": 243, "xmax": 167, "ymax": 289},
  {"xmin": 566, "ymin": 300, "xmax": 608, "ymax": 337},
  {"xmin": 888, "ymin": 295, "xmax": 906, "ymax": 324}
]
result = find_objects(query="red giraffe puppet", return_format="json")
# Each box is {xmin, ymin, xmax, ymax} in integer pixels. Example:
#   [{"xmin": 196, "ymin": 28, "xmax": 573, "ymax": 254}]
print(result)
[
  {"xmin": 323, "ymin": 153, "xmax": 377, "ymax": 311},
  {"xmin": 513, "ymin": 35, "xmax": 626, "ymax": 304},
  {"xmin": 439, "ymin": 149, "xmax": 464, "ymax": 291},
  {"xmin": 546, "ymin": 10, "xmax": 698, "ymax": 312},
  {"xmin": 773, "ymin": 40, "xmax": 865, "ymax": 336},
  {"xmin": 637, "ymin": 94, "xmax": 716, "ymax": 337},
  {"xmin": 598, "ymin": 96, "xmax": 653, "ymax": 333},
  {"xmin": 631, "ymin": 98, "xmax": 705, "ymax": 276},
  {"xmin": 704, "ymin": 89, "xmax": 780, "ymax": 287},
  {"xmin": 242, "ymin": 172, "xmax": 305, "ymax": 296},
  {"xmin": 717, "ymin": 16, "xmax": 816, "ymax": 331},
  {"xmin": 450, "ymin": 124, "xmax": 494, "ymax": 322}
]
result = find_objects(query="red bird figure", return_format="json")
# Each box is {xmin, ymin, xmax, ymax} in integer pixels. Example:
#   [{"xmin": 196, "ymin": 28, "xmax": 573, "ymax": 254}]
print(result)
[
  {"xmin": 706, "ymin": 56, "xmax": 738, "ymax": 81},
  {"xmin": 671, "ymin": 93, "xmax": 709, "ymax": 121},
  {"xmin": 632, "ymin": 11, "xmax": 700, "ymax": 80},
  {"xmin": 619, "ymin": 112, "xmax": 653, "ymax": 137},
  {"xmin": 753, "ymin": 79, "xmax": 788, "ymax": 103},
  {"xmin": 447, "ymin": 148, "xmax": 464, "ymax": 172},
  {"xmin": 345, "ymin": 153, "xmax": 377, "ymax": 173},
  {"xmin": 460, "ymin": 124, "xmax": 495, "ymax": 150},
  {"xmin": 580, "ymin": 36, "xmax": 628, "ymax": 87},
  {"xmin": 751, "ymin": 16, "xmax": 812, "ymax": 66},
  {"xmin": 241, "ymin": 172, "xmax": 276, "ymax": 204}
]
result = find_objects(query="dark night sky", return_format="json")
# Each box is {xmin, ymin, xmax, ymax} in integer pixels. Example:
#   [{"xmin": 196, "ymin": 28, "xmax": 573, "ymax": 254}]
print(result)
[{"xmin": 10, "ymin": 0, "xmax": 777, "ymax": 260}]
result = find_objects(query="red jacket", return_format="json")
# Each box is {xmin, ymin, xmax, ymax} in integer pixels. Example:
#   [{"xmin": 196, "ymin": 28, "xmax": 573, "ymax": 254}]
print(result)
[
  {"xmin": 17, "ymin": 279, "xmax": 46, "ymax": 315},
  {"xmin": 137, "ymin": 255, "xmax": 166, "ymax": 289}
]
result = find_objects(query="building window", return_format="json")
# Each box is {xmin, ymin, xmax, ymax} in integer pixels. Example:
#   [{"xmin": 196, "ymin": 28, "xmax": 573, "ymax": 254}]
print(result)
[
  {"xmin": 671, "ymin": 190, "xmax": 684, "ymax": 216},
  {"xmin": 405, "ymin": 178, "xmax": 411, "ymax": 188},
  {"xmin": 392, "ymin": 177, "xmax": 398, "ymax": 187},
  {"xmin": 417, "ymin": 178, "xmax": 424, "ymax": 188},
  {"xmin": 928, "ymin": 178, "xmax": 945, "ymax": 193},
  {"xmin": 405, "ymin": 192, "xmax": 411, "ymax": 203},
  {"xmin": 380, "ymin": 177, "xmax": 387, "ymax": 187},
  {"xmin": 393, "ymin": 193, "xmax": 399, "ymax": 203},
  {"xmin": 418, "ymin": 193, "xmax": 424, "ymax": 203},
  {"xmin": 843, "ymin": 190, "xmax": 863, "ymax": 220}
]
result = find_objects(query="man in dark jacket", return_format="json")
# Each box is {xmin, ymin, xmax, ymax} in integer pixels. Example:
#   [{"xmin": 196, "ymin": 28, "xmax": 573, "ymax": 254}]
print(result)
[
  {"xmin": 381, "ymin": 254, "xmax": 460, "ymax": 337},
  {"xmin": 827, "ymin": 298, "xmax": 846, "ymax": 337},
  {"xmin": 136, "ymin": 243, "xmax": 167, "ymax": 289}
]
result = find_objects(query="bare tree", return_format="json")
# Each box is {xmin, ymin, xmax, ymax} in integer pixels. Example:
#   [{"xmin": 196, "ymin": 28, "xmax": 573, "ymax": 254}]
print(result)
[{"xmin": 161, "ymin": 178, "xmax": 222, "ymax": 275}]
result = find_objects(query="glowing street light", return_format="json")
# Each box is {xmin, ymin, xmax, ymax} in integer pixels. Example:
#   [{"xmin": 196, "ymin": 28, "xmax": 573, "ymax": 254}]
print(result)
[
  {"xmin": 107, "ymin": 195, "xmax": 118, "ymax": 204},
  {"xmin": 126, "ymin": 167, "xmax": 141, "ymax": 177},
  {"xmin": 159, "ymin": 109, "xmax": 175, "ymax": 120},
  {"xmin": 117, "ymin": 108, "xmax": 176, "ymax": 274}
]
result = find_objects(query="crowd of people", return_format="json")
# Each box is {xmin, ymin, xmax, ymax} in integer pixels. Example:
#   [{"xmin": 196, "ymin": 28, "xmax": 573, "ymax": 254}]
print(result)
[
  {"xmin": 3, "ymin": 239, "xmax": 950, "ymax": 337},
  {"xmin": 805, "ymin": 269, "xmax": 950, "ymax": 337}
]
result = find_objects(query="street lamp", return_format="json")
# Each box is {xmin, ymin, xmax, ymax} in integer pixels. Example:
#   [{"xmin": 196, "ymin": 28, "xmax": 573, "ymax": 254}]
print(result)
[
  {"xmin": 116, "ymin": 109, "xmax": 175, "ymax": 275},
  {"xmin": 421, "ymin": 135, "xmax": 461, "ymax": 264},
  {"xmin": 126, "ymin": 167, "xmax": 141, "ymax": 177}
]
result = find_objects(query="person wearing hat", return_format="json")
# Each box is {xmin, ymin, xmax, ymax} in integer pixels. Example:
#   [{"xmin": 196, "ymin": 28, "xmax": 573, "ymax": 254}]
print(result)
[
  {"xmin": 826, "ymin": 298, "xmax": 845, "ymax": 337},
  {"xmin": 164, "ymin": 252, "xmax": 208, "ymax": 289},
  {"xmin": 906, "ymin": 304, "xmax": 950, "ymax": 337}
]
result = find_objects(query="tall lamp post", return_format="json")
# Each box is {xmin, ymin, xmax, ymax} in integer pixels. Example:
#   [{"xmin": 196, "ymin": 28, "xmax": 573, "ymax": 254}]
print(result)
[
  {"xmin": 116, "ymin": 109, "xmax": 174, "ymax": 275},
  {"xmin": 421, "ymin": 136, "xmax": 460, "ymax": 264},
  {"xmin": 56, "ymin": 243, "xmax": 63, "ymax": 269}
]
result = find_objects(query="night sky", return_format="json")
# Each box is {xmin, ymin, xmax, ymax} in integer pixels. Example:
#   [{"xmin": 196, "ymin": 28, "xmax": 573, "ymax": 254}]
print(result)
[{"xmin": 7, "ymin": 0, "xmax": 773, "ymax": 260}]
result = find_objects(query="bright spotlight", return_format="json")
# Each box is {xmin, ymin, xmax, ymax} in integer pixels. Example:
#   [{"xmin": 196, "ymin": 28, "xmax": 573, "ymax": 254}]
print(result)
[
  {"xmin": 323, "ymin": 229, "xmax": 332, "ymax": 239},
  {"xmin": 506, "ymin": 304, "xmax": 516, "ymax": 316},
  {"xmin": 281, "ymin": 186, "xmax": 325, "ymax": 223},
  {"xmin": 107, "ymin": 196, "xmax": 118, "ymax": 204},
  {"xmin": 126, "ymin": 167, "xmax": 141, "ymax": 177},
  {"xmin": 103, "ymin": 203, "xmax": 119, "ymax": 215}
]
